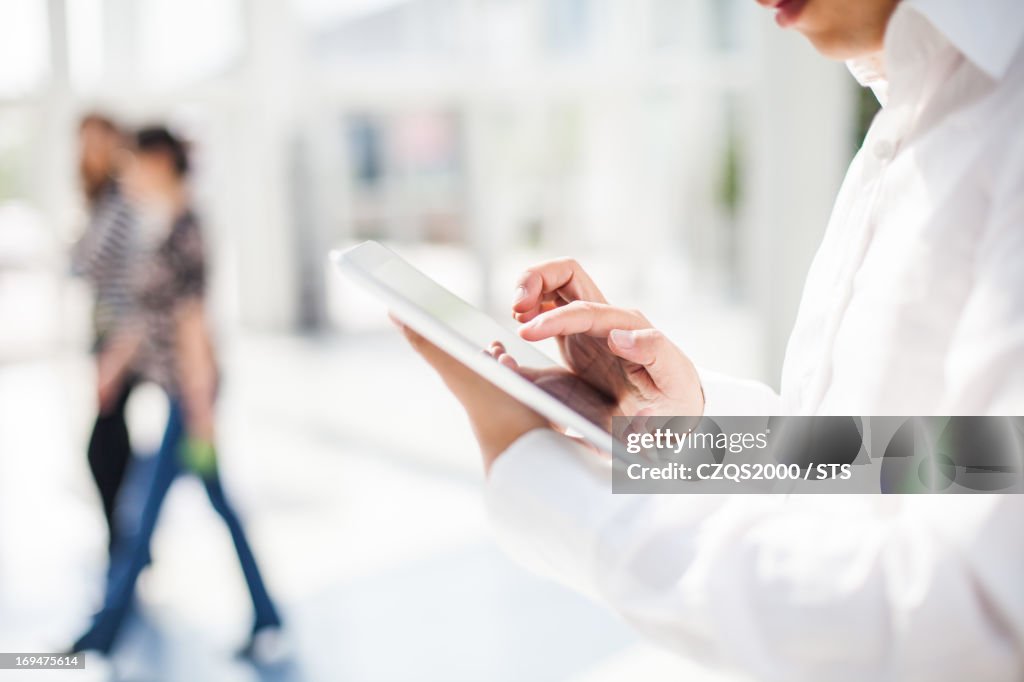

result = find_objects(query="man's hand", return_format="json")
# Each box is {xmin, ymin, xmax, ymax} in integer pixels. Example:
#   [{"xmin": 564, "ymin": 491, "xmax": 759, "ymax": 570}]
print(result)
[
  {"xmin": 486, "ymin": 341, "xmax": 617, "ymax": 431},
  {"xmin": 397, "ymin": 257, "xmax": 702, "ymax": 472},
  {"xmin": 396, "ymin": 319, "xmax": 548, "ymax": 472},
  {"xmin": 513, "ymin": 258, "xmax": 704, "ymax": 417}
]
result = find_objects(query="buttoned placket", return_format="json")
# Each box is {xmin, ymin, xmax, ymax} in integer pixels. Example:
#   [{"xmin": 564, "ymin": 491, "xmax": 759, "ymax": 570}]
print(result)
[
  {"xmin": 798, "ymin": 75, "xmax": 927, "ymax": 412},
  {"xmin": 800, "ymin": 14, "xmax": 972, "ymax": 412}
]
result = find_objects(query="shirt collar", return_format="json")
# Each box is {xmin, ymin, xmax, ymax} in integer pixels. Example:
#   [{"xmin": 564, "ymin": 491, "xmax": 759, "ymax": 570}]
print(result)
[{"xmin": 847, "ymin": 0, "xmax": 1024, "ymax": 99}]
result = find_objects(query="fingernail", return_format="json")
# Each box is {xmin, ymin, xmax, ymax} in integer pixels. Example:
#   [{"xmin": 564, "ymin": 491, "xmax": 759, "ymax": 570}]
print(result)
[
  {"xmin": 610, "ymin": 329, "xmax": 634, "ymax": 348},
  {"xmin": 513, "ymin": 286, "xmax": 527, "ymax": 304}
]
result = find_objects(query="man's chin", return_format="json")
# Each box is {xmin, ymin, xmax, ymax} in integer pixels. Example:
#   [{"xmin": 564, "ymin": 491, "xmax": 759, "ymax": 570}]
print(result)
[{"xmin": 802, "ymin": 29, "xmax": 881, "ymax": 62}]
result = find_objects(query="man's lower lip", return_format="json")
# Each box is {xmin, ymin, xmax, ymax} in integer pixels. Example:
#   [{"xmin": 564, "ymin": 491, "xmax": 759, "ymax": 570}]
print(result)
[{"xmin": 775, "ymin": 0, "xmax": 807, "ymax": 27}]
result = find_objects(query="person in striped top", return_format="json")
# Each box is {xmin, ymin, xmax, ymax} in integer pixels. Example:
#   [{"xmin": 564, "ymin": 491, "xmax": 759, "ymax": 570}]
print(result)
[{"xmin": 71, "ymin": 113, "xmax": 140, "ymax": 557}]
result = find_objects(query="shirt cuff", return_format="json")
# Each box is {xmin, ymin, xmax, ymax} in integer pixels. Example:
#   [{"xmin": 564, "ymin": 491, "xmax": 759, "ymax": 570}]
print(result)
[
  {"xmin": 485, "ymin": 428, "xmax": 624, "ymax": 598},
  {"xmin": 698, "ymin": 367, "xmax": 785, "ymax": 416}
]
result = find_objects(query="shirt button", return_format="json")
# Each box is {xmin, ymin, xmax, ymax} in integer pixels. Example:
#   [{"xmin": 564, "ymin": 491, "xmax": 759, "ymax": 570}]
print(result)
[{"xmin": 873, "ymin": 139, "xmax": 896, "ymax": 161}]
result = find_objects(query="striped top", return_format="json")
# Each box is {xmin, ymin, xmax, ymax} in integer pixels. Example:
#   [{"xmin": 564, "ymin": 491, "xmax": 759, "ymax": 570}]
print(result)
[{"xmin": 72, "ymin": 180, "xmax": 137, "ymax": 350}]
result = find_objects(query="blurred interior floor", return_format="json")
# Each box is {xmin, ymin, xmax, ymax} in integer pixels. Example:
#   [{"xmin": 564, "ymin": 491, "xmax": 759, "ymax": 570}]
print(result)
[{"xmin": 0, "ymin": 260, "xmax": 756, "ymax": 682}]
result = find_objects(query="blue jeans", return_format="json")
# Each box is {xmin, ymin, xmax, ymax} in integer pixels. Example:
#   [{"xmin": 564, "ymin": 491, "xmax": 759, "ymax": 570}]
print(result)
[{"xmin": 75, "ymin": 399, "xmax": 281, "ymax": 654}]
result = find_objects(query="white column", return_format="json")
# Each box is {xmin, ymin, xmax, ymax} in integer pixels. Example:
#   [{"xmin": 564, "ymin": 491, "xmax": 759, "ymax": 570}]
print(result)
[
  {"xmin": 458, "ymin": 0, "xmax": 501, "ymax": 314},
  {"xmin": 228, "ymin": 0, "xmax": 303, "ymax": 330},
  {"xmin": 742, "ymin": 25, "xmax": 854, "ymax": 385},
  {"xmin": 36, "ymin": 0, "xmax": 76, "ymax": 239},
  {"xmin": 37, "ymin": 0, "xmax": 79, "ymax": 353}
]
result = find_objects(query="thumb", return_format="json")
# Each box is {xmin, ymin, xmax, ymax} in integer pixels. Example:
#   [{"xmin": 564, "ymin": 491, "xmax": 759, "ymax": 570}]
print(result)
[{"xmin": 607, "ymin": 328, "xmax": 700, "ymax": 405}]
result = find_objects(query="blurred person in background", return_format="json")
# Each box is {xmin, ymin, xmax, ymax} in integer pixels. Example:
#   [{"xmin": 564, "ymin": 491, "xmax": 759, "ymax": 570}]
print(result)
[
  {"xmin": 71, "ymin": 113, "xmax": 139, "ymax": 557},
  {"xmin": 71, "ymin": 127, "xmax": 285, "ymax": 663},
  {"xmin": 399, "ymin": 0, "xmax": 1024, "ymax": 680}
]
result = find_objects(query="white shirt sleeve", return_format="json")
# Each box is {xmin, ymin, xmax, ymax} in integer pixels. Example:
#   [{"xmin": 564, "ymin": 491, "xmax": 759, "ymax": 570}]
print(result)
[
  {"xmin": 486, "ymin": 430, "xmax": 1023, "ymax": 681},
  {"xmin": 698, "ymin": 367, "xmax": 785, "ymax": 416},
  {"xmin": 942, "ymin": 135, "xmax": 1024, "ymax": 413}
]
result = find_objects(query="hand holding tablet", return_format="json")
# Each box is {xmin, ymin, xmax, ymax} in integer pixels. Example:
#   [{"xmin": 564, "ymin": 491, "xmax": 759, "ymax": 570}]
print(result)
[
  {"xmin": 510, "ymin": 258, "xmax": 704, "ymax": 419},
  {"xmin": 331, "ymin": 241, "xmax": 703, "ymax": 458}
]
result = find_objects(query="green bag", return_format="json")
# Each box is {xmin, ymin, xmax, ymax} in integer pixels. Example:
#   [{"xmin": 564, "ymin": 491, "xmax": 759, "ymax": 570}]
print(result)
[{"xmin": 180, "ymin": 437, "xmax": 218, "ymax": 477}]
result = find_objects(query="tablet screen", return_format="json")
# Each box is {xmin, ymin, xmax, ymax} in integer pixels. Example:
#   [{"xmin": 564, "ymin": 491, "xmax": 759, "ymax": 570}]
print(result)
[{"xmin": 373, "ymin": 257, "xmax": 560, "ymax": 371}]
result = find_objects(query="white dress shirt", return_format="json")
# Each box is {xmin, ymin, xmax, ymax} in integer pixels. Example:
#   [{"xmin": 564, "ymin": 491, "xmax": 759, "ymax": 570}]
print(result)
[{"xmin": 485, "ymin": 1, "xmax": 1024, "ymax": 680}]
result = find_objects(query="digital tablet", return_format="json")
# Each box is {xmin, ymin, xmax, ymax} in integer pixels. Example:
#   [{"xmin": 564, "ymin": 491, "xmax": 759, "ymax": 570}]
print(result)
[{"xmin": 330, "ymin": 240, "xmax": 614, "ymax": 452}]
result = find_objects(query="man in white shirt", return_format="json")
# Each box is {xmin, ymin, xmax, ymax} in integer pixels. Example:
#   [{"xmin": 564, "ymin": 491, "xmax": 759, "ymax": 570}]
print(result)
[{"xmin": 398, "ymin": 0, "xmax": 1024, "ymax": 679}]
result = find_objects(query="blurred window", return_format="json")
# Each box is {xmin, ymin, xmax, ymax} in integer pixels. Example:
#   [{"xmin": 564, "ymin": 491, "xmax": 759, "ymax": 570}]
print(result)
[
  {"xmin": 0, "ymin": 0, "xmax": 50, "ymax": 97},
  {"xmin": 295, "ymin": 0, "xmax": 406, "ymax": 28},
  {"xmin": 137, "ymin": 0, "xmax": 244, "ymax": 89},
  {"xmin": 649, "ymin": 0, "xmax": 694, "ymax": 52},
  {"xmin": 349, "ymin": 116, "xmax": 385, "ymax": 188},
  {"xmin": 479, "ymin": 0, "xmax": 532, "ymax": 65},
  {"xmin": 310, "ymin": 0, "xmax": 460, "ymax": 63},
  {"xmin": 545, "ymin": 0, "xmax": 592, "ymax": 55},
  {"xmin": 649, "ymin": 0, "xmax": 750, "ymax": 54},
  {"xmin": 344, "ymin": 110, "xmax": 464, "ymax": 243},
  {"xmin": 67, "ymin": 0, "xmax": 103, "ymax": 92},
  {"xmin": 710, "ymin": 0, "xmax": 744, "ymax": 52}
]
